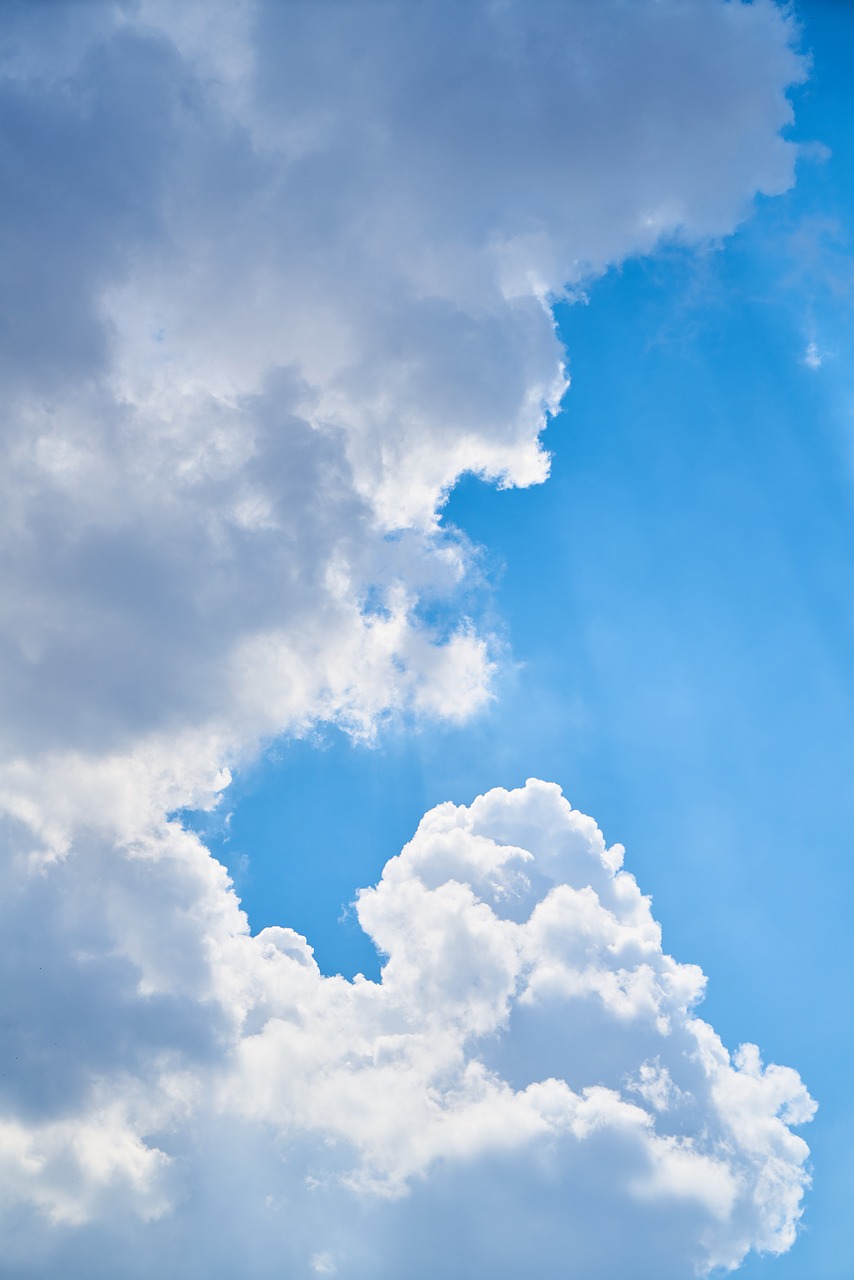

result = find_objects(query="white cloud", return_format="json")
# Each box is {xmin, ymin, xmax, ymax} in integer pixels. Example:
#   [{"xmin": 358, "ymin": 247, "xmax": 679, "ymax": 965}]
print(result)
[
  {"xmin": 0, "ymin": 0, "xmax": 803, "ymax": 765},
  {"xmin": 0, "ymin": 781, "xmax": 814, "ymax": 1278},
  {"xmin": 0, "ymin": 1, "xmax": 813, "ymax": 1277}
]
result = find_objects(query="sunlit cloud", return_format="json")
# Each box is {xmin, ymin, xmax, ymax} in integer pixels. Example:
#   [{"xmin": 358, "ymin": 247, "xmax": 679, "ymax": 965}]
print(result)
[{"xmin": 0, "ymin": 2, "xmax": 811, "ymax": 1276}]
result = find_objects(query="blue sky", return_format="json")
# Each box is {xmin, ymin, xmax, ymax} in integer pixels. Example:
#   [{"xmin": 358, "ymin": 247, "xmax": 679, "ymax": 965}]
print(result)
[
  {"xmin": 188, "ymin": 4, "xmax": 854, "ymax": 1275},
  {"xmin": 0, "ymin": 2, "xmax": 847, "ymax": 1277}
]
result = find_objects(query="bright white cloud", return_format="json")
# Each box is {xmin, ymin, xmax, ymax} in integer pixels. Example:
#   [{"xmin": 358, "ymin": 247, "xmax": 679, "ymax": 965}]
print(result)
[
  {"xmin": 0, "ymin": 781, "xmax": 814, "ymax": 1278},
  {"xmin": 0, "ymin": 1, "xmax": 813, "ymax": 1276}
]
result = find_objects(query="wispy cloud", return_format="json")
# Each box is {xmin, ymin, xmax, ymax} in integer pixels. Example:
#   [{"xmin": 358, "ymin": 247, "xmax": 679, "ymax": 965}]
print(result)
[{"xmin": 805, "ymin": 339, "xmax": 823, "ymax": 368}]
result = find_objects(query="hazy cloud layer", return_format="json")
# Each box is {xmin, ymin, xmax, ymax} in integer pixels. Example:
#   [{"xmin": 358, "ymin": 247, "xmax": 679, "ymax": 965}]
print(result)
[{"xmin": 0, "ymin": 1, "xmax": 813, "ymax": 1276}]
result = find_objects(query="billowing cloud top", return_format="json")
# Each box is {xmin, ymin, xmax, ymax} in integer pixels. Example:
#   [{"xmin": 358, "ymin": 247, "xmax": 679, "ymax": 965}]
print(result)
[
  {"xmin": 0, "ymin": 1, "xmax": 813, "ymax": 1277},
  {"xmin": 0, "ymin": 781, "xmax": 814, "ymax": 1278}
]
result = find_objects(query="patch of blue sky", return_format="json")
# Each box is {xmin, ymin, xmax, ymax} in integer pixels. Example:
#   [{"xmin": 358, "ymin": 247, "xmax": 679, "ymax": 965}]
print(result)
[{"xmin": 183, "ymin": 5, "xmax": 854, "ymax": 1275}]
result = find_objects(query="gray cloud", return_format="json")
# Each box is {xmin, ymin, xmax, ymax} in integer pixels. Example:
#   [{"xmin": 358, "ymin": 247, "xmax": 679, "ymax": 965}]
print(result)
[{"xmin": 0, "ymin": 0, "xmax": 803, "ymax": 760}]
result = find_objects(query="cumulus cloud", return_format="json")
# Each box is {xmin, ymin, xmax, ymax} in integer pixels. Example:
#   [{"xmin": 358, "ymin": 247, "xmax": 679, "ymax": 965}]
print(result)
[
  {"xmin": 0, "ymin": 781, "xmax": 814, "ymax": 1278},
  {"xmin": 0, "ymin": 0, "xmax": 803, "ymax": 763},
  {"xmin": 0, "ymin": 1, "xmax": 813, "ymax": 1276}
]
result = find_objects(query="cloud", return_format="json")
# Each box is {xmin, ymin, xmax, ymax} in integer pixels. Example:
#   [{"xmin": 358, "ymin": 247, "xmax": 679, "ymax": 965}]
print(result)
[
  {"xmin": 0, "ymin": 781, "xmax": 814, "ymax": 1278},
  {"xmin": 0, "ymin": 1, "xmax": 813, "ymax": 1276},
  {"xmin": 0, "ymin": 0, "xmax": 803, "ymax": 765},
  {"xmin": 803, "ymin": 338, "xmax": 828, "ymax": 369}
]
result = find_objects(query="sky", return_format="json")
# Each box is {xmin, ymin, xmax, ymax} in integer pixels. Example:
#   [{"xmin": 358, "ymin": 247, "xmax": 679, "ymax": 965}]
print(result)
[{"xmin": 0, "ymin": 1, "xmax": 850, "ymax": 1277}]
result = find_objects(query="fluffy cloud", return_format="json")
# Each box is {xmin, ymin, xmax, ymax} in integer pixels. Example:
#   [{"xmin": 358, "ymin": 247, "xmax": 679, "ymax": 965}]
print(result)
[
  {"xmin": 0, "ymin": 1, "xmax": 813, "ymax": 1276},
  {"xmin": 0, "ymin": 0, "xmax": 803, "ymax": 763},
  {"xmin": 0, "ymin": 781, "xmax": 814, "ymax": 1278}
]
